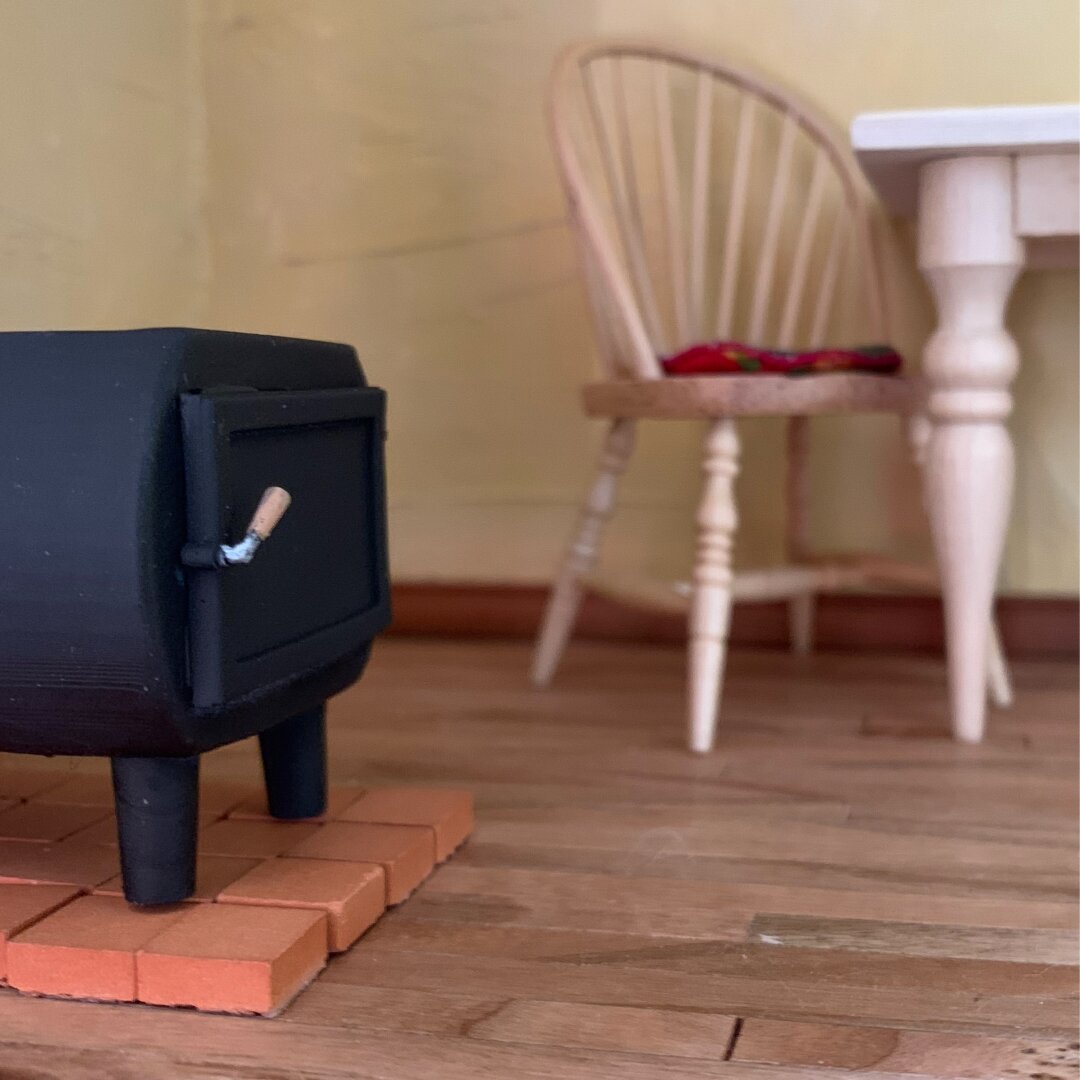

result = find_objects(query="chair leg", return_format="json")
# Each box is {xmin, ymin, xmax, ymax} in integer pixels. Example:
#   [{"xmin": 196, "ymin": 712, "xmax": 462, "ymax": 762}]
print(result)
[
  {"xmin": 908, "ymin": 411, "xmax": 1012, "ymax": 712},
  {"xmin": 531, "ymin": 418, "xmax": 636, "ymax": 686},
  {"xmin": 688, "ymin": 419, "xmax": 740, "ymax": 753},
  {"xmin": 788, "ymin": 594, "xmax": 815, "ymax": 656},
  {"xmin": 785, "ymin": 417, "xmax": 814, "ymax": 655},
  {"xmin": 986, "ymin": 617, "xmax": 1013, "ymax": 708}
]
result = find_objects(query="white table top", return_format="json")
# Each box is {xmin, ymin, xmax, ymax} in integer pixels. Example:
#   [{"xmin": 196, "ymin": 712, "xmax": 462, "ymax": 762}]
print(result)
[{"xmin": 851, "ymin": 103, "xmax": 1080, "ymax": 216}]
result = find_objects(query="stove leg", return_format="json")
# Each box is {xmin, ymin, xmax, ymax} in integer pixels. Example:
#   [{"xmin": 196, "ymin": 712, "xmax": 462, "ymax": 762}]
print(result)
[
  {"xmin": 111, "ymin": 755, "xmax": 199, "ymax": 905},
  {"xmin": 259, "ymin": 704, "xmax": 327, "ymax": 820}
]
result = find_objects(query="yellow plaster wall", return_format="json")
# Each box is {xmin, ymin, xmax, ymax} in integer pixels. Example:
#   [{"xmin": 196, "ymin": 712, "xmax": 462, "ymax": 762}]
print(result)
[
  {"xmin": 1, "ymin": 1, "xmax": 1075, "ymax": 594},
  {"xmin": 0, "ymin": 0, "xmax": 206, "ymax": 330},
  {"xmin": 198, "ymin": 0, "xmax": 1078, "ymax": 594}
]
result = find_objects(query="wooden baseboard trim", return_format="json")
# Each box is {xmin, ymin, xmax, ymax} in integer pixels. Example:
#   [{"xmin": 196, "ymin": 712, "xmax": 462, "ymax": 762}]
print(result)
[{"xmin": 389, "ymin": 583, "xmax": 1079, "ymax": 659}]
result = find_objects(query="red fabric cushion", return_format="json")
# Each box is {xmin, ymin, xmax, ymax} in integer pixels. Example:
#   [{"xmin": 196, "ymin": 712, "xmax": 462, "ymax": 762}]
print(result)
[{"xmin": 662, "ymin": 341, "xmax": 903, "ymax": 377}]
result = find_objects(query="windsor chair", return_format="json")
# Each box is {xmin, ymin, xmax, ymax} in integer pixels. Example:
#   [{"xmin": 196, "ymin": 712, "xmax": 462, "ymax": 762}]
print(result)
[{"xmin": 532, "ymin": 40, "xmax": 1011, "ymax": 752}]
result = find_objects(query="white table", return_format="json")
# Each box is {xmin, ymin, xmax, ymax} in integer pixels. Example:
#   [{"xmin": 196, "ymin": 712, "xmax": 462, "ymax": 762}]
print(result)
[{"xmin": 852, "ymin": 104, "xmax": 1080, "ymax": 743}]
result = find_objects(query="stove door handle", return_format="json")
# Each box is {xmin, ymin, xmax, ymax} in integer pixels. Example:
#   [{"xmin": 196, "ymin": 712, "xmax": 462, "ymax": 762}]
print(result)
[
  {"xmin": 217, "ymin": 486, "xmax": 292, "ymax": 566},
  {"xmin": 180, "ymin": 486, "xmax": 293, "ymax": 570},
  {"xmin": 245, "ymin": 486, "xmax": 292, "ymax": 543}
]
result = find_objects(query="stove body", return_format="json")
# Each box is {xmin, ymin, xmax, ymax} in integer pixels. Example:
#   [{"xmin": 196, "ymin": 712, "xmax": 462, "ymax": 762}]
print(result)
[{"xmin": 0, "ymin": 328, "xmax": 391, "ymax": 902}]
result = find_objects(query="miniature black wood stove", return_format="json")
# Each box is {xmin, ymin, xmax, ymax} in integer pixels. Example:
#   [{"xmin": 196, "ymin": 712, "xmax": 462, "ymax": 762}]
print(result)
[{"xmin": 0, "ymin": 329, "xmax": 390, "ymax": 904}]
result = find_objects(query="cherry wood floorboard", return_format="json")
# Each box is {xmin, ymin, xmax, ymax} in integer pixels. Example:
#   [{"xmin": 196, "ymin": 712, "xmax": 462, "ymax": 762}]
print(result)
[{"xmin": 0, "ymin": 639, "xmax": 1076, "ymax": 1079}]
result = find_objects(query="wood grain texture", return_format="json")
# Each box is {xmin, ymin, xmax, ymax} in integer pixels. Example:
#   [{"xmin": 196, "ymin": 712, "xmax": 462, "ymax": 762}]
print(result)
[
  {"xmin": 0, "ymin": 638, "xmax": 1074, "ymax": 1078},
  {"xmin": 732, "ymin": 1018, "xmax": 1080, "ymax": 1076},
  {"xmin": 748, "ymin": 913, "xmax": 1079, "ymax": 964},
  {"xmin": 467, "ymin": 999, "xmax": 739, "ymax": 1059}
]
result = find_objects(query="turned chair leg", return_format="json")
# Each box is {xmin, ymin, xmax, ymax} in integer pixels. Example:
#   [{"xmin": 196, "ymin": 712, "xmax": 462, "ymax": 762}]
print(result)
[
  {"xmin": 788, "ymin": 594, "xmax": 815, "ymax": 656},
  {"xmin": 112, "ymin": 755, "xmax": 199, "ymax": 905},
  {"xmin": 785, "ymin": 416, "xmax": 815, "ymax": 655},
  {"xmin": 259, "ymin": 704, "xmax": 328, "ymax": 820},
  {"xmin": 532, "ymin": 418, "xmax": 636, "ymax": 686},
  {"xmin": 688, "ymin": 419, "xmax": 740, "ymax": 753},
  {"xmin": 986, "ymin": 618, "xmax": 1013, "ymax": 708}
]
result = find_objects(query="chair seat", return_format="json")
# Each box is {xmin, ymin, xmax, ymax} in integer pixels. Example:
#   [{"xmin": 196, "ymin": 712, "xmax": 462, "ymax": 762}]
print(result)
[{"xmin": 582, "ymin": 371, "xmax": 918, "ymax": 419}]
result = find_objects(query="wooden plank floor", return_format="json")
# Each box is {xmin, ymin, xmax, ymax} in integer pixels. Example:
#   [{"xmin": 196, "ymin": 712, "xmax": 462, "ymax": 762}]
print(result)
[{"xmin": 0, "ymin": 639, "xmax": 1076, "ymax": 1079}]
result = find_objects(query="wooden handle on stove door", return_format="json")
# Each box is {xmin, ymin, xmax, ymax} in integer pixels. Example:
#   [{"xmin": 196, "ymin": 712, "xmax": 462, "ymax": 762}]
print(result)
[{"xmin": 247, "ymin": 486, "xmax": 292, "ymax": 540}]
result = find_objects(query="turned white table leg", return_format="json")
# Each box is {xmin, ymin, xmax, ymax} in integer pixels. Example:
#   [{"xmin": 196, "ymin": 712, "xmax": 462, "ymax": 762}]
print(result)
[
  {"xmin": 531, "ymin": 418, "xmax": 636, "ymax": 686},
  {"xmin": 688, "ymin": 419, "xmax": 739, "ymax": 753},
  {"xmin": 918, "ymin": 156, "xmax": 1022, "ymax": 743},
  {"xmin": 908, "ymin": 411, "xmax": 1014, "ymax": 710}
]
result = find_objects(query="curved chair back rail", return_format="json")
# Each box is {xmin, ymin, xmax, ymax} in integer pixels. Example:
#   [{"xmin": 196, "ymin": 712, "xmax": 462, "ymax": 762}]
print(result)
[{"xmin": 547, "ymin": 38, "xmax": 889, "ymax": 380}]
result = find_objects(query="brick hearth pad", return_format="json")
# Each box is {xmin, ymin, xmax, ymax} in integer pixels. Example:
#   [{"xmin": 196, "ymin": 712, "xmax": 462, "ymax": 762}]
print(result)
[{"xmin": 0, "ymin": 762, "xmax": 472, "ymax": 1015}]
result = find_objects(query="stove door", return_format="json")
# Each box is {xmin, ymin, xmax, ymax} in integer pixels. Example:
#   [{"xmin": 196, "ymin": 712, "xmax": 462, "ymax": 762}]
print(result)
[{"xmin": 181, "ymin": 387, "xmax": 389, "ymax": 709}]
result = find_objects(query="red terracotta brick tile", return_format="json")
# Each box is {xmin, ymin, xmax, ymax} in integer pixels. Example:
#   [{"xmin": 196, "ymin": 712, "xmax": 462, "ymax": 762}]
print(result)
[
  {"xmin": 0, "ymin": 765, "xmax": 455, "ymax": 1016},
  {"xmin": 0, "ymin": 768, "xmax": 76, "ymax": 802},
  {"xmin": 35, "ymin": 775, "xmax": 253, "ymax": 816},
  {"xmin": 7, "ymin": 894, "xmax": 185, "ymax": 1002},
  {"xmin": 0, "ymin": 802, "xmax": 111, "ymax": 843},
  {"xmin": 199, "ymin": 819, "xmax": 320, "ymax": 859},
  {"xmin": 287, "ymin": 822, "xmax": 434, "ymax": 904},
  {"xmin": 65, "ymin": 815, "xmax": 120, "ymax": 848},
  {"xmin": 67, "ymin": 811, "xmax": 219, "ymax": 848},
  {"xmin": 338, "ymin": 788, "xmax": 473, "ymax": 861},
  {"xmin": 137, "ymin": 903, "xmax": 327, "ymax": 1014},
  {"xmin": 219, "ymin": 857, "xmax": 385, "ymax": 952},
  {"xmin": 36, "ymin": 772, "xmax": 115, "ymax": 807},
  {"xmin": 199, "ymin": 780, "xmax": 258, "ymax": 817},
  {"xmin": 0, "ymin": 883, "xmax": 82, "ymax": 979},
  {"xmin": 94, "ymin": 855, "xmax": 262, "ymax": 903},
  {"xmin": 227, "ymin": 786, "xmax": 362, "ymax": 823},
  {"xmin": 0, "ymin": 839, "xmax": 120, "ymax": 888}
]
